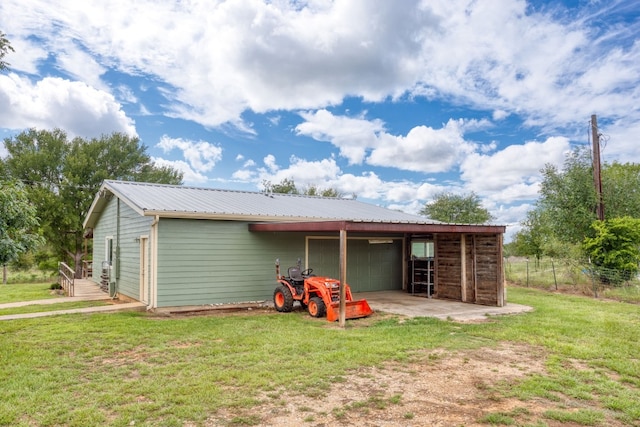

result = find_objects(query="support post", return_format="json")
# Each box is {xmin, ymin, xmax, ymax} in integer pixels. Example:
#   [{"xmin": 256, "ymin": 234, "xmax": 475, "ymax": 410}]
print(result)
[
  {"xmin": 339, "ymin": 229, "xmax": 347, "ymax": 327},
  {"xmin": 460, "ymin": 234, "xmax": 467, "ymax": 302}
]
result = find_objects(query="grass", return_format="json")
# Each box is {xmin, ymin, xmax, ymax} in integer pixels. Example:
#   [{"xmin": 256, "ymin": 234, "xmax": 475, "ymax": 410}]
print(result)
[
  {"xmin": 506, "ymin": 257, "xmax": 640, "ymax": 303},
  {"xmin": 0, "ymin": 300, "xmax": 110, "ymax": 316},
  {"xmin": 0, "ymin": 282, "xmax": 61, "ymax": 304},
  {"xmin": 0, "ymin": 284, "xmax": 639, "ymax": 426}
]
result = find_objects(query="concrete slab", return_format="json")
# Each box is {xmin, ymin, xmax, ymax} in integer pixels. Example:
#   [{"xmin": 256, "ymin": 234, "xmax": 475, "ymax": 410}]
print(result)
[{"xmin": 355, "ymin": 290, "xmax": 533, "ymax": 322}]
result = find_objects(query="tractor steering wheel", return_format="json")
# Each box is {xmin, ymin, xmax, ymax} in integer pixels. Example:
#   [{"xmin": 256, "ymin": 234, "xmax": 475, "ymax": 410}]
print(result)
[{"xmin": 301, "ymin": 268, "xmax": 313, "ymax": 277}]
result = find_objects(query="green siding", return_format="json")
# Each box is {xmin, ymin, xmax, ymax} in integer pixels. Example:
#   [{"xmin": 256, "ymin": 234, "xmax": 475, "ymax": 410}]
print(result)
[
  {"xmin": 91, "ymin": 197, "xmax": 117, "ymax": 285},
  {"xmin": 156, "ymin": 219, "xmax": 304, "ymax": 306},
  {"xmin": 93, "ymin": 199, "xmax": 404, "ymax": 307},
  {"xmin": 308, "ymin": 238, "xmax": 403, "ymax": 292},
  {"xmin": 90, "ymin": 197, "xmax": 152, "ymax": 301}
]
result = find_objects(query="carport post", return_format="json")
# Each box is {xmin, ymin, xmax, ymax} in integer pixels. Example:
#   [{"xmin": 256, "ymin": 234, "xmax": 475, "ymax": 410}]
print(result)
[{"xmin": 339, "ymin": 228, "xmax": 347, "ymax": 327}]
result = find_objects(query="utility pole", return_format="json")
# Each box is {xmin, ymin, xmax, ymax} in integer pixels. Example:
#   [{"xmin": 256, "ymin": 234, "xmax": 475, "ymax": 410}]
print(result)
[{"xmin": 591, "ymin": 114, "xmax": 604, "ymax": 221}]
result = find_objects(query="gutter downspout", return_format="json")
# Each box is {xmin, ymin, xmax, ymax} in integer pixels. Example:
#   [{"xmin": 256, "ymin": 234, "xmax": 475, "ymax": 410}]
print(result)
[{"xmin": 149, "ymin": 215, "xmax": 160, "ymax": 310}]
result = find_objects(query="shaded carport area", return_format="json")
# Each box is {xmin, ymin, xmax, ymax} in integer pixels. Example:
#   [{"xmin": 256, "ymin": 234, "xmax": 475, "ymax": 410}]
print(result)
[{"xmin": 250, "ymin": 220, "xmax": 511, "ymax": 325}]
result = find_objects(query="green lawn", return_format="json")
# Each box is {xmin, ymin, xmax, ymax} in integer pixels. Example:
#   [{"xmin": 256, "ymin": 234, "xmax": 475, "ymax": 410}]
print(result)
[
  {"xmin": 0, "ymin": 286, "xmax": 639, "ymax": 426},
  {"xmin": 0, "ymin": 282, "xmax": 61, "ymax": 303},
  {"xmin": 0, "ymin": 300, "xmax": 110, "ymax": 316}
]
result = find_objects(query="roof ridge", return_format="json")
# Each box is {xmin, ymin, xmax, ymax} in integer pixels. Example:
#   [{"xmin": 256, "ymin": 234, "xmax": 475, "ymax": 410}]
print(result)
[{"xmin": 104, "ymin": 180, "xmax": 351, "ymax": 200}]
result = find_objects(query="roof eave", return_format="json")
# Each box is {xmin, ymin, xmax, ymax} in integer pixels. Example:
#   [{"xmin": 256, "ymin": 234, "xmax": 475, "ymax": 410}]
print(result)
[{"xmin": 248, "ymin": 221, "xmax": 506, "ymax": 234}]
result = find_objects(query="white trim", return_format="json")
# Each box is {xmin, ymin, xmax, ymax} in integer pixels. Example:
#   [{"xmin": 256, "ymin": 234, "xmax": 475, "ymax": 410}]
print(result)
[
  {"xmin": 139, "ymin": 235, "xmax": 149, "ymax": 304},
  {"xmin": 149, "ymin": 216, "xmax": 160, "ymax": 309}
]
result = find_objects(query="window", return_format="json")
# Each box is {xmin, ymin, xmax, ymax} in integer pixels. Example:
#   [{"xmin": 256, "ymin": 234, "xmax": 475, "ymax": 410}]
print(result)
[
  {"xmin": 105, "ymin": 236, "xmax": 114, "ymax": 265},
  {"xmin": 411, "ymin": 240, "xmax": 434, "ymax": 258}
]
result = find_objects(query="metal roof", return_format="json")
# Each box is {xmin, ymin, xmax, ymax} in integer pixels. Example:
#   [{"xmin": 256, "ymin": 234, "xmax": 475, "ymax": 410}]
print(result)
[{"xmin": 83, "ymin": 180, "xmax": 445, "ymax": 229}]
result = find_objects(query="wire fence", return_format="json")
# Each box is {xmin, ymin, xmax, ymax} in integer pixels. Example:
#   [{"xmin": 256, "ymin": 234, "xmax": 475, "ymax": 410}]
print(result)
[{"xmin": 505, "ymin": 257, "xmax": 640, "ymax": 300}]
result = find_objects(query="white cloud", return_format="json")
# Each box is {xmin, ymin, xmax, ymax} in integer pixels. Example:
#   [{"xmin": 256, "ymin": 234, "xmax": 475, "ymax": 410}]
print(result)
[
  {"xmin": 416, "ymin": 1, "xmax": 640, "ymax": 131},
  {"xmin": 296, "ymin": 109, "xmax": 385, "ymax": 164},
  {"xmin": 258, "ymin": 155, "xmax": 341, "ymax": 187},
  {"xmin": 296, "ymin": 110, "xmax": 480, "ymax": 173},
  {"xmin": 2, "ymin": 0, "xmax": 639, "ymax": 137},
  {"xmin": 231, "ymin": 168, "xmax": 255, "ymax": 181},
  {"xmin": 157, "ymin": 135, "xmax": 223, "ymax": 173},
  {"xmin": 367, "ymin": 119, "xmax": 476, "ymax": 173},
  {"xmin": 151, "ymin": 157, "xmax": 208, "ymax": 184},
  {"xmin": 55, "ymin": 43, "xmax": 107, "ymax": 90},
  {"xmin": 460, "ymin": 136, "xmax": 571, "ymax": 201},
  {"xmin": 0, "ymin": 73, "xmax": 136, "ymax": 137},
  {"xmin": 263, "ymin": 154, "xmax": 279, "ymax": 173},
  {"xmin": 1, "ymin": 37, "xmax": 47, "ymax": 75},
  {"xmin": 297, "ymin": 110, "xmax": 478, "ymax": 173}
]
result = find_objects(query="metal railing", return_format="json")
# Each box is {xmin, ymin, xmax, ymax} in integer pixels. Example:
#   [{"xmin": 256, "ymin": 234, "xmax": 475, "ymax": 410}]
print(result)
[{"xmin": 58, "ymin": 262, "xmax": 75, "ymax": 297}]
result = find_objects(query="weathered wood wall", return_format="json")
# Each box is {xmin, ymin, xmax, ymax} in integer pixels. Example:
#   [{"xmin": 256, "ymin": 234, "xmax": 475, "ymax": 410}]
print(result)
[
  {"xmin": 434, "ymin": 233, "xmax": 504, "ymax": 306},
  {"xmin": 472, "ymin": 234, "xmax": 503, "ymax": 306},
  {"xmin": 434, "ymin": 234, "xmax": 462, "ymax": 300}
]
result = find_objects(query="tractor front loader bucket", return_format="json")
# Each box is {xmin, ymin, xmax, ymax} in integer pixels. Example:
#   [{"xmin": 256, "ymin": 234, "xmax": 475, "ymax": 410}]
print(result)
[{"xmin": 325, "ymin": 298, "xmax": 373, "ymax": 322}]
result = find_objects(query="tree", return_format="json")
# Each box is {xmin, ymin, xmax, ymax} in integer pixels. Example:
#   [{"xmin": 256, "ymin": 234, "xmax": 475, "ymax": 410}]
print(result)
[
  {"xmin": 1, "ymin": 128, "xmax": 183, "ymax": 277},
  {"xmin": 583, "ymin": 217, "xmax": 640, "ymax": 284},
  {"xmin": 420, "ymin": 191, "xmax": 493, "ymax": 224},
  {"xmin": 602, "ymin": 162, "xmax": 640, "ymax": 218},
  {"xmin": 302, "ymin": 184, "xmax": 342, "ymax": 197},
  {"xmin": 263, "ymin": 178, "xmax": 343, "ymax": 197},
  {"xmin": 537, "ymin": 147, "xmax": 597, "ymax": 245},
  {"xmin": 0, "ymin": 31, "xmax": 14, "ymax": 71},
  {"xmin": 0, "ymin": 181, "xmax": 44, "ymax": 284},
  {"xmin": 263, "ymin": 178, "xmax": 298, "ymax": 194},
  {"xmin": 520, "ymin": 147, "xmax": 640, "ymax": 260}
]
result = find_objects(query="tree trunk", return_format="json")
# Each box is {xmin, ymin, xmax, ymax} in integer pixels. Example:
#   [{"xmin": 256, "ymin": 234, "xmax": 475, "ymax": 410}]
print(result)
[
  {"xmin": 2, "ymin": 265, "xmax": 7, "ymax": 284},
  {"xmin": 73, "ymin": 250, "xmax": 84, "ymax": 278}
]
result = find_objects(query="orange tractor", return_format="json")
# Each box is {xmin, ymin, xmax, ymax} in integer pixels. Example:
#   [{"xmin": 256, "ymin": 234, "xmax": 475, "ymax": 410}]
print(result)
[{"xmin": 273, "ymin": 259, "xmax": 373, "ymax": 322}]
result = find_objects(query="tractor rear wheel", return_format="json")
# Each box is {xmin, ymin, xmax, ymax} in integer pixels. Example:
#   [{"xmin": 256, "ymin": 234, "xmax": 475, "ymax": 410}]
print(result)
[
  {"xmin": 273, "ymin": 286, "xmax": 294, "ymax": 312},
  {"xmin": 307, "ymin": 296, "xmax": 326, "ymax": 318}
]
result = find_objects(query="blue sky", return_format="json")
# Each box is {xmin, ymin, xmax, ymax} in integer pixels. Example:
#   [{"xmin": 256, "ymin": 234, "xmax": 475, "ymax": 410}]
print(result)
[{"xmin": 1, "ymin": 0, "xmax": 639, "ymax": 241}]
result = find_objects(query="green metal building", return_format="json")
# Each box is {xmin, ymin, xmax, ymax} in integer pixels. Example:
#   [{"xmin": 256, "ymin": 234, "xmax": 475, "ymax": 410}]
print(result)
[{"xmin": 83, "ymin": 180, "xmax": 506, "ymax": 310}]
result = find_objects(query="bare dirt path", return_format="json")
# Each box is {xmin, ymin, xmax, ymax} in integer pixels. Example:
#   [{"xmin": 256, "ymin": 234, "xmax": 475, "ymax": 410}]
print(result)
[{"xmin": 202, "ymin": 342, "xmax": 623, "ymax": 426}]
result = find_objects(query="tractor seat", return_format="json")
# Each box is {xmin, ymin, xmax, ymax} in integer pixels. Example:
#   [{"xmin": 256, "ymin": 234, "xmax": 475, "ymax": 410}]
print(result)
[{"xmin": 288, "ymin": 267, "xmax": 304, "ymax": 286}]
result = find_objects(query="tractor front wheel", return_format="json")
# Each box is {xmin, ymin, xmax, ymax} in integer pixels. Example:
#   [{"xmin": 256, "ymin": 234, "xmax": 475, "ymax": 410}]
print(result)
[
  {"xmin": 273, "ymin": 286, "xmax": 294, "ymax": 312},
  {"xmin": 307, "ymin": 296, "xmax": 326, "ymax": 318}
]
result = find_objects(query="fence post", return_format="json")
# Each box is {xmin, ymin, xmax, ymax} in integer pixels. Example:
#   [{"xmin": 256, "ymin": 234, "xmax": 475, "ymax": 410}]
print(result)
[
  {"xmin": 589, "ymin": 259, "xmax": 598, "ymax": 298},
  {"xmin": 526, "ymin": 258, "xmax": 529, "ymax": 287}
]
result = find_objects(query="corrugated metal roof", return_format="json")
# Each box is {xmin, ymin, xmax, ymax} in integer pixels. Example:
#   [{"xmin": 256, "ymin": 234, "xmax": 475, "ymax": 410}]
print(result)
[{"xmin": 86, "ymin": 180, "xmax": 440, "ymax": 225}]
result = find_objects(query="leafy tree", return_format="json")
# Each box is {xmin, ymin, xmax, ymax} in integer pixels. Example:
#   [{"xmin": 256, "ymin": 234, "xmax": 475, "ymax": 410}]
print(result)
[
  {"xmin": 302, "ymin": 184, "xmax": 342, "ymax": 197},
  {"xmin": 420, "ymin": 191, "xmax": 493, "ymax": 224},
  {"xmin": 602, "ymin": 162, "xmax": 640, "ymax": 218},
  {"xmin": 520, "ymin": 146, "xmax": 640, "ymax": 262},
  {"xmin": 583, "ymin": 217, "xmax": 640, "ymax": 284},
  {"xmin": 1, "ymin": 128, "xmax": 183, "ymax": 276},
  {"xmin": 0, "ymin": 31, "xmax": 14, "ymax": 71},
  {"xmin": 263, "ymin": 178, "xmax": 298, "ymax": 194},
  {"xmin": 537, "ymin": 147, "xmax": 597, "ymax": 245},
  {"xmin": 0, "ymin": 181, "xmax": 44, "ymax": 284},
  {"xmin": 263, "ymin": 178, "xmax": 343, "ymax": 197}
]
